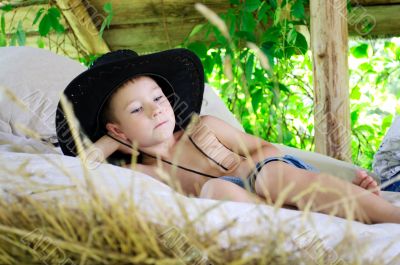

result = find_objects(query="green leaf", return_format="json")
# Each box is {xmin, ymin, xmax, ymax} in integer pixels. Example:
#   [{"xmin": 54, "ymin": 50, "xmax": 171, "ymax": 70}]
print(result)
[
  {"xmin": 244, "ymin": 0, "xmax": 261, "ymax": 12},
  {"xmin": 188, "ymin": 24, "xmax": 205, "ymax": 39},
  {"xmin": 261, "ymin": 26, "xmax": 280, "ymax": 43},
  {"xmin": 48, "ymin": 7, "xmax": 61, "ymax": 19},
  {"xmin": 103, "ymin": 2, "xmax": 113, "ymax": 13},
  {"xmin": 36, "ymin": 36, "xmax": 45, "ymax": 48},
  {"xmin": 351, "ymin": 43, "xmax": 369, "ymax": 58},
  {"xmin": 355, "ymin": 124, "xmax": 375, "ymax": 135},
  {"xmin": 269, "ymin": 0, "xmax": 278, "ymax": 9},
  {"xmin": 32, "ymin": 7, "xmax": 45, "ymax": 26},
  {"xmin": 273, "ymin": 7, "xmax": 281, "ymax": 26},
  {"xmin": 47, "ymin": 7, "xmax": 64, "ymax": 34},
  {"xmin": 245, "ymin": 53, "xmax": 255, "ymax": 82},
  {"xmin": 350, "ymin": 86, "xmax": 361, "ymax": 100},
  {"xmin": 286, "ymin": 28, "xmax": 297, "ymax": 45},
  {"xmin": 266, "ymin": 81, "xmax": 290, "ymax": 93},
  {"xmin": 358, "ymin": 62, "xmax": 374, "ymax": 73},
  {"xmin": 0, "ymin": 4, "xmax": 13, "ymax": 12},
  {"xmin": 382, "ymin": 114, "xmax": 393, "ymax": 131},
  {"xmin": 16, "ymin": 21, "xmax": 25, "ymax": 46},
  {"xmin": 260, "ymin": 41, "xmax": 276, "ymax": 68},
  {"xmin": 257, "ymin": 1, "xmax": 269, "ymax": 22},
  {"xmin": 251, "ymin": 89, "xmax": 263, "ymax": 111},
  {"xmin": 229, "ymin": 0, "xmax": 240, "ymax": 4},
  {"xmin": 188, "ymin": 41, "xmax": 208, "ymax": 58},
  {"xmin": 291, "ymin": 0, "xmax": 305, "ymax": 19},
  {"xmin": 1, "ymin": 13, "xmax": 5, "ymax": 34},
  {"xmin": 351, "ymin": 110, "xmax": 359, "ymax": 124},
  {"xmin": 10, "ymin": 32, "xmax": 16, "ymax": 46},
  {"xmin": 99, "ymin": 16, "xmax": 112, "ymax": 38},
  {"xmin": 38, "ymin": 14, "xmax": 51, "ymax": 36},
  {"xmin": 235, "ymin": 31, "xmax": 256, "ymax": 42},
  {"xmin": 241, "ymin": 11, "xmax": 256, "ymax": 32},
  {"xmin": 0, "ymin": 32, "xmax": 6, "ymax": 47},
  {"xmin": 294, "ymin": 31, "xmax": 308, "ymax": 54}
]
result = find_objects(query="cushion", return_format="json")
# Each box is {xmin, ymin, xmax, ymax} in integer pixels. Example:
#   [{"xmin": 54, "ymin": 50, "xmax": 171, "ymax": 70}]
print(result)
[{"xmin": 0, "ymin": 47, "xmax": 86, "ymax": 143}]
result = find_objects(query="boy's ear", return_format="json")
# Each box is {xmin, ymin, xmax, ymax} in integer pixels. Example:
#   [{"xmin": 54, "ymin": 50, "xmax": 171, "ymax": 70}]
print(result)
[{"xmin": 105, "ymin": 122, "xmax": 128, "ymax": 141}]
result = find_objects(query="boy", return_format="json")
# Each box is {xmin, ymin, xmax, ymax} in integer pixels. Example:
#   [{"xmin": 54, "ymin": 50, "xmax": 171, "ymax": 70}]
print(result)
[{"xmin": 56, "ymin": 49, "xmax": 399, "ymax": 224}]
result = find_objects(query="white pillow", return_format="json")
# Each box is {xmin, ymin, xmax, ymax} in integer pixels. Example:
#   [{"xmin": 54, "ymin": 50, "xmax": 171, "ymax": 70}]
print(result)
[{"xmin": 0, "ymin": 47, "xmax": 86, "ymax": 142}]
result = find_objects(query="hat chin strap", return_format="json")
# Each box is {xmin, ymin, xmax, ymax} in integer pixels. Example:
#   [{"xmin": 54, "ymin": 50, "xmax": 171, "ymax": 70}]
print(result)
[{"xmin": 105, "ymin": 133, "xmax": 220, "ymax": 178}]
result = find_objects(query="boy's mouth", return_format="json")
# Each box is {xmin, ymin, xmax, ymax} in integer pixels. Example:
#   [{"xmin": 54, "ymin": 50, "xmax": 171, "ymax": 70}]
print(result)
[{"xmin": 155, "ymin": 120, "xmax": 168, "ymax": 129}]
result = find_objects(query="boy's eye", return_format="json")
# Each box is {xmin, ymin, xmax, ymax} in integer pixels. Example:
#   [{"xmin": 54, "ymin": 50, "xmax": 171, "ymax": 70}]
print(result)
[
  {"xmin": 131, "ymin": 107, "xmax": 143, "ymax": 113},
  {"xmin": 154, "ymin": 95, "xmax": 163, "ymax": 102}
]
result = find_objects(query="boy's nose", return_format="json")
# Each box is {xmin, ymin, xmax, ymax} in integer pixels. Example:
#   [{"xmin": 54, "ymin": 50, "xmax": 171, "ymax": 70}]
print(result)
[{"xmin": 149, "ymin": 103, "xmax": 162, "ymax": 118}]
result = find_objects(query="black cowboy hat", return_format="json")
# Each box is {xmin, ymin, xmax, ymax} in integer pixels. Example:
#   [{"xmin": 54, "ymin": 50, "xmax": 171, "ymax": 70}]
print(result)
[{"xmin": 55, "ymin": 48, "xmax": 204, "ymax": 160}]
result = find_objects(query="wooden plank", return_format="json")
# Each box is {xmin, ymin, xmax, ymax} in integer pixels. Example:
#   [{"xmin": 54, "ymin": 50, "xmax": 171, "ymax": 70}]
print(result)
[
  {"xmin": 87, "ymin": 0, "xmax": 228, "ymax": 25},
  {"xmin": 310, "ymin": 0, "xmax": 351, "ymax": 161},
  {"xmin": 0, "ymin": 0, "xmax": 49, "ymax": 9},
  {"xmin": 351, "ymin": 0, "xmax": 400, "ymax": 5},
  {"xmin": 102, "ymin": 19, "xmax": 204, "ymax": 53},
  {"xmin": 12, "ymin": 31, "xmax": 82, "ymax": 59},
  {"xmin": 348, "ymin": 5, "xmax": 400, "ymax": 36},
  {"xmin": 55, "ymin": 0, "xmax": 110, "ymax": 54},
  {"xmin": 3, "ymin": 0, "xmax": 400, "ymax": 55}
]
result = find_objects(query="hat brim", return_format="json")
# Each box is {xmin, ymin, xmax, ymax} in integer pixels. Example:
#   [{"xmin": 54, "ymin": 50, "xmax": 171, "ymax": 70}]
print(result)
[{"xmin": 55, "ymin": 48, "xmax": 204, "ymax": 157}]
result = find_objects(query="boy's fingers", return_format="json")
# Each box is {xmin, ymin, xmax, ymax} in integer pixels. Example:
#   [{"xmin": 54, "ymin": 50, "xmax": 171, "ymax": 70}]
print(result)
[
  {"xmin": 360, "ymin": 177, "xmax": 373, "ymax": 189},
  {"xmin": 353, "ymin": 174, "xmax": 366, "ymax": 185}
]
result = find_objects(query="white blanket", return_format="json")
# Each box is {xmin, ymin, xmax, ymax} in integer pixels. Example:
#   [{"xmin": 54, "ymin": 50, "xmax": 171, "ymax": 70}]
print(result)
[{"xmin": 1, "ymin": 132, "xmax": 400, "ymax": 263}]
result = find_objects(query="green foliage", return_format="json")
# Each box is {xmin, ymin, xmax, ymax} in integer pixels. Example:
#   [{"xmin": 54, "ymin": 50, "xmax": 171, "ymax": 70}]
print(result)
[
  {"xmin": 33, "ymin": 7, "xmax": 65, "ymax": 36},
  {"xmin": 185, "ymin": 0, "xmax": 314, "ymax": 150},
  {"xmin": 349, "ymin": 40, "xmax": 400, "ymax": 169},
  {"xmin": 185, "ymin": 1, "xmax": 400, "ymax": 170},
  {"xmin": 0, "ymin": 1, "xmax": 114, "ymax": 56},
  {"xmin": 99, "ymin": 2, "xmax": 114, "ymax": 39}
]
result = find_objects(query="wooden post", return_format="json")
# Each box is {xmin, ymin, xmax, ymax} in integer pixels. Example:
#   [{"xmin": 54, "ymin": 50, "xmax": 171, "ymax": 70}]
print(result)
[
  {"xmin": 55, "ymin": 0, "xmax": 110, "ymax": 55},
  {"xmin": 310, "ymin": 0, "xmax": 351, "ymax": 161}
]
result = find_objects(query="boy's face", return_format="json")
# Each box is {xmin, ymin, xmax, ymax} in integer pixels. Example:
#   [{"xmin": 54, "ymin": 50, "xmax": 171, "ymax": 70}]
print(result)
[{"xmin": 106, "ymin": 76, "xmax": 176, "ymax": 148}]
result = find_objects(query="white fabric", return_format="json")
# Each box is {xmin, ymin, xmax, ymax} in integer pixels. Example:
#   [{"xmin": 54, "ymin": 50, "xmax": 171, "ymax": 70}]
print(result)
[
  {"xmin": 1, "ymin": 146, "xmax": 400, "ymax": 263},
  {"xmin": 0, "ymin": 47, "xmax": 86, "ymax": 141},
  {"xmin": 373, "ymin": 116, "xmax": 400, "ymax": 181}
]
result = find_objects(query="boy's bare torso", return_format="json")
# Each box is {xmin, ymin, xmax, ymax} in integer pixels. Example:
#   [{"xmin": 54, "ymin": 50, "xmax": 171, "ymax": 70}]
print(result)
[{"xmin": 137, "ymin": 116, "xmax": 278, "ymax": 196}]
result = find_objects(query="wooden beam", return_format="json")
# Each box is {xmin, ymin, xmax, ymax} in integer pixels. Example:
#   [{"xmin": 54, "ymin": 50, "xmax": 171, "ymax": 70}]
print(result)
[
  {"xmin": 311, "ymin": 0, "xmax": 351, "ymax": 161},
  {"xmin": 55, "ymin": 0, "xmax": 110, "ymax": 55},
  {"xmin": 0, "ymin": 0, "xmax": 49, "ymax": 9},
  {"xmin": 348, "ymin": 5, "xmax": 400, "ymax": 36},
  {"xmin": 14, "ymin": 31, "xmax": 82, "ymax": 59},
  {"xmin": 351, "ymin": 0, "xmax": 400, "ymax": 5}
]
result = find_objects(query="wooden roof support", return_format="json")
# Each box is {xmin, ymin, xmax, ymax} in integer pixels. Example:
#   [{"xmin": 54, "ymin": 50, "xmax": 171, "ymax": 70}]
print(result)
[
  {"xmin": 55, "ymin": 0, "xmax": 110, "ymax": 55},
  {"xmin": 310, "ymin": 0, "xmax": 351, "ymax": 162}
]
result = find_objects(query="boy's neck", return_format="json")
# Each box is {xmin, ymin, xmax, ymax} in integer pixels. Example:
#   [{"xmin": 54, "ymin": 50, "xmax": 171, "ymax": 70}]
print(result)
[{"xmin": 141, "ymin": 130, "xmax": 185, "ymax": 164}]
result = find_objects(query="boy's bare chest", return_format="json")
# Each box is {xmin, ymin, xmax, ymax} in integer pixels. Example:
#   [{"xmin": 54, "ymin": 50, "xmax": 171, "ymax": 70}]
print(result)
[{"xmin": 158, "ymin": 136, "xmax": 253, "ymax": 195}]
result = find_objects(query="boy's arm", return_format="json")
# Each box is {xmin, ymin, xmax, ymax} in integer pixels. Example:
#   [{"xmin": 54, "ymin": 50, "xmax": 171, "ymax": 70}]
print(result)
[
  {"xmin": 91, "ymin": 135, "xmax": 120, "ymax": 161},
  {"xmin": 200, "ymin": 115, "xmax": 282, "ymax": 160}
]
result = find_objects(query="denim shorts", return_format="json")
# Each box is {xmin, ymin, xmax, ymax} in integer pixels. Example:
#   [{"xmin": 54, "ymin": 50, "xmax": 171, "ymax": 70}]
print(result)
[
  {"xmin": 382, "ymin": 172, "xmax": 400, "ymax": 192},
  {"xmin": 218, "ymin": 154, "xmax": 319, "ymax": 193}
]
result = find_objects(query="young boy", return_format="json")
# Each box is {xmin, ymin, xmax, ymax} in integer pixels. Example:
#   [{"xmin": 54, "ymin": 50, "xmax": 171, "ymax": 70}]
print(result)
[{"xmin": 56, "ymin": 49, "xmax": 399, "ymax": 224}]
